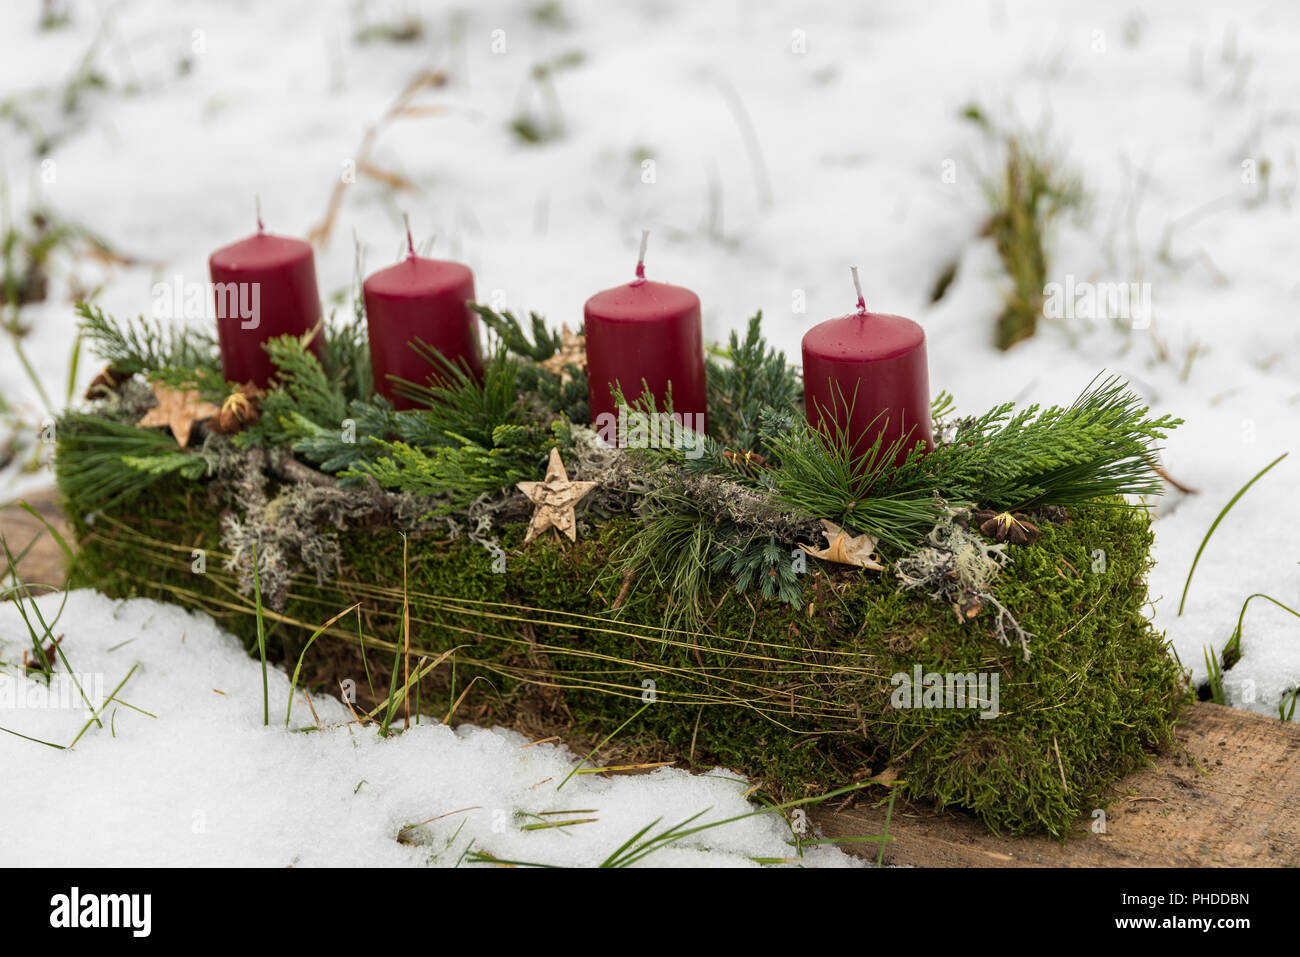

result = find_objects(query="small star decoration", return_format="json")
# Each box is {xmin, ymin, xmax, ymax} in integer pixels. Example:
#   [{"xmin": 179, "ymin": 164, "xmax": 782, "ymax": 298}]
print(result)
[
  {"xmin": 136, "ymin": 381, "xmax": 221, "ymax": 448},
  {"xmin": 517, "ymin": 447, "xmax": 598, "ymax": 543},
  {"xmin": 799, "ymin": 519, "xmax": 884, "ymax": 570},
  {"xmin": 538, "ymin": 325, "xmax": 587, "ymax": 385}
]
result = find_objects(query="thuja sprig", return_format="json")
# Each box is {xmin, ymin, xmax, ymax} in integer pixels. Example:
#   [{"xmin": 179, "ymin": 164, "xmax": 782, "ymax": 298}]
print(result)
[{"xmin": 885, "ymin": 374, "xmax": 1181, "ymax": 510}]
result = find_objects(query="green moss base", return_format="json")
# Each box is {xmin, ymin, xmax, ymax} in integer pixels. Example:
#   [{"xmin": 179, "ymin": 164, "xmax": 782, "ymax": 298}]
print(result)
[{"xmin": 63, "ymin": 479, "xmax": 1188, "ymax": 839}]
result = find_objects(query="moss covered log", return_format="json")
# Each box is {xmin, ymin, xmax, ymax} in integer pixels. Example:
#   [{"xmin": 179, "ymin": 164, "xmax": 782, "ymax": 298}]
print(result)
[{"xmin": 61, "ymin": 472, "xmax": 1188, "ymax": 839}]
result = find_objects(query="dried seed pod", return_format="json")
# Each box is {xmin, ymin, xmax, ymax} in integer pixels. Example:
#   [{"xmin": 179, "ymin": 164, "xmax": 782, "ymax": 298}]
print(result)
[
  {"xmin": 978, "ymin": 511, "xmax": 1041, "ymax": 546},
  {"xmin": 84, "ymin": 364, "xmax": 126, "ymax": 400},
  {"xmin": 212, "ymin": 383, "xmax": 263, "ymax": 435},
  {"xmin": 721, "ymin": 449, "xmax": 769, "ymax": 470}
]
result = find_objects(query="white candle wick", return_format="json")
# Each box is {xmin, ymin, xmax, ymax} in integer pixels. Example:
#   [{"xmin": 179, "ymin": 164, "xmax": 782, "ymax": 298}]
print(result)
[
  {"xmin": 851, "ymin": 265, "xmax": 866, "ymax": 314},
  {"xmin": 255, "ymin": 195, "xmax": 264, "ymax": 233},
  {"xmin": 635, "ymin": 228, "xmax": 650, "ymax": 281}
]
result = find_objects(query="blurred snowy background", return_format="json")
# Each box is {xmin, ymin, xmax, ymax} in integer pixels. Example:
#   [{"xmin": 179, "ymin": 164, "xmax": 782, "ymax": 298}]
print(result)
[{"xmin": 0, "ymin": 0, "xmax": 1297, "ymax": 763}]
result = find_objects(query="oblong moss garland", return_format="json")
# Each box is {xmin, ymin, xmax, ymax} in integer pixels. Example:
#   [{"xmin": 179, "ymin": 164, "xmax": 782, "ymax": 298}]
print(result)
[{"xmin": 62, "ymin": 470, "xmax": 1188, "ymax": 840}]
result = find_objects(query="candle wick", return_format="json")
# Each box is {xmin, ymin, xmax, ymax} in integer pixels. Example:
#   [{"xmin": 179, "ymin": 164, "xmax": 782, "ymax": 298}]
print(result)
[
  {"xmin": 403, "ymin": 213, "xmax": 416, "ymax": 259},
  {"xmin": 255, "ymin": 195, "xmax": 264, "ymax": 234},
  {"xmin": 634, "ymin": 228, "xmax": 649, "ymax": 283},
  {"xmin": 850, "ymin": 265, "xmax": 867, "ymax": 315}
]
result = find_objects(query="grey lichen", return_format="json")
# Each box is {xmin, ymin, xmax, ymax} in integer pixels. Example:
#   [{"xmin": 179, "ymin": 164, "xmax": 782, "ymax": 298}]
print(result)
[{"xmin": 894, "ymin": 503, "xmax": 1034, "ymax": 662}]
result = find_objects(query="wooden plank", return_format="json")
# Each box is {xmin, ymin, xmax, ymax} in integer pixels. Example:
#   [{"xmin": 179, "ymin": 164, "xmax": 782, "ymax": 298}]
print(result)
[
  {"xmin": 6, "ymin": 489, "xmax": 1298, "ymax": 865},
  {"xmin": 814, "ymin": 703, "xmax": 1300, "ymax": 866},
  {"xmin": 0, "ymin": 489, "xmax": 70, "ymax": 588}
]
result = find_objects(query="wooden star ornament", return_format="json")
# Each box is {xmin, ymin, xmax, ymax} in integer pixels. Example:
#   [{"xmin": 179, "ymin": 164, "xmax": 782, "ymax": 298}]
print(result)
[
  {"xmin": 517, "ymin": 448, "xmax": 597, "ymax": 544},
  {"xmin": 799, "ymin": 520, "xmax": 884, "ymax": 570},
  {"xmin": 136, "ymin": 382, "xmax": 221, "ymax": 448},
  {"xmin": 539, "ymin": 325, "xmax": 587, "ymax": 385}
]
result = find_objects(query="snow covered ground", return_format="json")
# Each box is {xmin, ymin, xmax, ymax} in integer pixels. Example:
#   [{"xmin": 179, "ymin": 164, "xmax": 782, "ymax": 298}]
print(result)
[
  {"xmin": 0, "ymin": 591, "xmax": 861, "ymax": 867},
  {"xmin": 1, "ymin": 0, "xmax": 1298, "ymax": 864}
]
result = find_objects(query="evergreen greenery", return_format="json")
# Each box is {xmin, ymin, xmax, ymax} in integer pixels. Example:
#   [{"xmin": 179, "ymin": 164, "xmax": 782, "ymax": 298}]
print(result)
[
  {"xmin": 767, "ymin": 375, "xmax": 1180, "ymax": 548},
  {"xmin": 471, "ymin": 303, "xmax": 589, "ymax": 423},
  {"xmin": 706, "ymin": 311, "xmax": 800, "ymax": 453},
  {"xmin": 66, "ymin": 305, "xmax": 1179, "ymax": 614},
  {"xmin": 56, "ymin": 411, "xmax": 211, "ymax": 508},
  {"xmin": 57, "ymin": 302, "xmax": 1193, "ymax": 839},
  {"xmin": 76, "ymin": 301, "xmax": 221, "ymax": 378},
  {"xmin": 345, "ymin": 343, "xmax": 564, "ymax": 514}
]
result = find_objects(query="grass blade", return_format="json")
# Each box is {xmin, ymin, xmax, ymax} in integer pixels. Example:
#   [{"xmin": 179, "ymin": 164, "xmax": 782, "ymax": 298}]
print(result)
[
  {"xmin": 1178, "ymin": 453, "xmax": 1287, "ymax": 615},
  {"xmin": 252, "ymin": 542, "xmax": 268, "ymax": 725},
  {"xmin": 556, "ymin": 702, "xmax": 651, "ymax": 792},
  {"xmin": 284, "ymin": 602, "xmax": 361, "ymax": 727}
]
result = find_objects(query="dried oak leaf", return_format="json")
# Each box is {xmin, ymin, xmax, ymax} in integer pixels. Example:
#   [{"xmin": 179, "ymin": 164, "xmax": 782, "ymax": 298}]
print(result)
[{"xmin": 799, "ymin": 520, "xmax": 884, "ymax": 570}]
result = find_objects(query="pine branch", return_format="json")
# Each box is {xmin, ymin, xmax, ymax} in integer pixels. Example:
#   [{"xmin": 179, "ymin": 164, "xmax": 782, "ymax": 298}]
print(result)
[
  {"xmin": 470, "ymin": 302, "xmax": 561, "ymax": 361},
  {"xmin": 321, "ymin": 308, "xmax": 372, "ymax": 402},
  {"xmin": 56, "ymin": 412, "xmax": 211, "ymax": 509},
  {"xmin": 763, "ymin": 398, "xmax": 939, "ymax": 551},
  {"xmin": 76, "ymin": 301, "xmax": 220, "ymax": 376},
  {"xmin": 237, "ymin": 334, "xmax": 349, "ymax": 448}
]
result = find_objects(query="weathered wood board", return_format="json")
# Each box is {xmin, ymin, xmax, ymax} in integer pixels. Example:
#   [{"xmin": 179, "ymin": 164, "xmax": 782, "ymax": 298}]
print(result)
[{"xmin": 817, "ymin": 702, "xmax": 1300, "ymax": 866}]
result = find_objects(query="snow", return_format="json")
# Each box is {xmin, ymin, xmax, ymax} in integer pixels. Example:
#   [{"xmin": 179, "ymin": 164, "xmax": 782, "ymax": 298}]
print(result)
[
  {"xmin": 1, "ymin": 0, "xmax": 1299, "ymax": 861},
  {"xmin": 0, "ymin": 590, "xmax": 860, "ymax": 867}
]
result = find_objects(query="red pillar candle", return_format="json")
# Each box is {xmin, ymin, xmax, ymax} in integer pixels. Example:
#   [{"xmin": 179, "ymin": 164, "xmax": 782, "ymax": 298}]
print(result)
[
  {"xmin": 584, "ymin": 232, "xmax": 707, "ymax": 437},
  {"xmin": 209, "ymin": 211, "xmax": 323, "ymax": 388},
  {"xmin": 801, "ymin": 268, "xmax": 934, "ymax": 470},
  {"xmin": 362, "ymin": 228, "xmax": 482, "ymax": 410}
]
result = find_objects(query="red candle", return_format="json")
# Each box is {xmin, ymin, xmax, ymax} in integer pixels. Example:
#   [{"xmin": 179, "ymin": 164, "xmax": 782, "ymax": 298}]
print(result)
[
  {"xmin": 584, "ymin": 233, "xmax": 707, "ymax": 436},
  {"xmin": 801, "ymin": 269, "xmax": 934, "ymax": 470},
  {"xmin": 209, "ymin": 211, "xmax": 323, "ymax": 388},
  {"xmin": 363, "ymin": 228, "xmax": 482, "ymax": 410}
]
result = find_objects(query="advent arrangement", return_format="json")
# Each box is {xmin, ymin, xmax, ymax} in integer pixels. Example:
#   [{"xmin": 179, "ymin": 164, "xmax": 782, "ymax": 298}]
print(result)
[{"xmin": 56, "ymin": 211, "xmax": 1190, "ymax": 839}]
